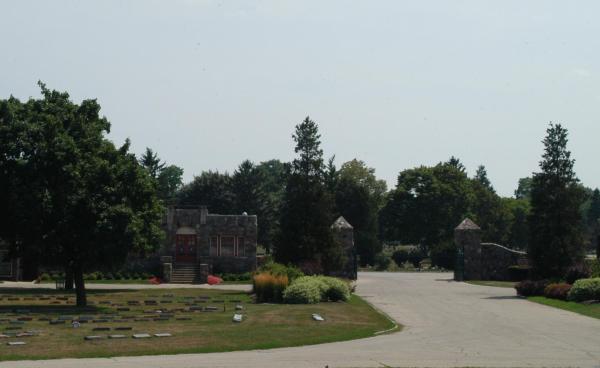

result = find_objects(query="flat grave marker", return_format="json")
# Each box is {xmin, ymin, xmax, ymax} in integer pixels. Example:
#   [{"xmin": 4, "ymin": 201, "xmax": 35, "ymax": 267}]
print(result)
[
  {"xmin": 132, "ymin": 333, "xmax": 151, "ymax": 339},
  {"xmin": 84, "ymin": 335, "xmax": 103, "ymax": 341}
]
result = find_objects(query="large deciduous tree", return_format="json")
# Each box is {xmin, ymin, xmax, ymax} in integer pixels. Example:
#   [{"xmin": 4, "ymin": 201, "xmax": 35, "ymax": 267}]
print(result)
[
  {"xmin": 0, "ymin": 83, "xmax": 164, "ymax": 306},
  {"xmin": 379, "ymin": 160, "xmax": 472, "ymax": 257},
  {"xmin": 528, "ymin": 123, "xmax": 585, "ymax": 278},
  {"xmin": 335, "ymin": 159, "xmax": 386, "ymax": 266},
  {"xmin": 275, "ymin": 117, "xmax": 342, "ymax": 272},
  {"xmin": 177, "ymin": 171, "xmax": 235, "ymax": 213}
]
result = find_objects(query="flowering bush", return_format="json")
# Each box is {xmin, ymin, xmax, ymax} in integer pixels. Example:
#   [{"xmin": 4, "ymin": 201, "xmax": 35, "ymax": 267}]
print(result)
[
  {"xmin": 515, "ymin": 280, "xmax": 550, "ymax": 297},
  {"xmin": 207, "ymin": 275, "xmax": 223, "ymax": 285},
  {"xmin": 543, "ymin": 283, "xmax": 572, "ymax": 300}
]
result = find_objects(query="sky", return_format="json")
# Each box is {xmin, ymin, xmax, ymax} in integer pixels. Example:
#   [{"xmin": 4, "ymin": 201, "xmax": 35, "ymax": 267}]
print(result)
[{"xmin": 1, "ymin": 0, "xmax": 599, "ymax": 197}]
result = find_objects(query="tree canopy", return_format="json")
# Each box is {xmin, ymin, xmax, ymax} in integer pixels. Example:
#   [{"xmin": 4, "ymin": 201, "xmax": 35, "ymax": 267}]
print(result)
[{"xmin": 0, "ymin": 83, "xmax": 164, "ymax": 306}]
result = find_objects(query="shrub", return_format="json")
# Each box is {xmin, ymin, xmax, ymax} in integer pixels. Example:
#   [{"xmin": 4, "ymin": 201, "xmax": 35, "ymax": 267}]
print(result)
[
  {"xmin": 319, "ymin": 276, "xmax": 351, "ymax": 301},
  {"xmin": 508, "ymin": 265, "xmax": 530, "ymax": 281},
  {"xmin": 373, "ymin": 253, "xmax": 391, "ymax": 271},
  {"xmin": 114, "ymin": 272, "xmax": 123, "ymax": 280},
  {"xmin": 258, "ymin": 262, "xmax": 304, "ymax": 282},
  {"xmin": 408, "ymin": 249, "xmax": 425, "ymax": 268},
  {"xmin": 543, "ymin": 283, "xmax": 572, "ymax": 300},
  {"xmin": 253, "ymin": 272, "xmax": 289, "ymax": 303},
  {"xmin": 104, "ymin": 272, "xmax": 114, "ymax": 280},
  {"xmin": 39, "ymin": 273, "xmax": 51, "ymax": 281},
  {"xmin": 564, "ymin": 263, "xmax": 591, "ymax": 284},
  {"xmin": 220, "ymin": 272, "xmax": 252, "ymax": 282},
  {"xmin": 589, "ymin": 260, "xmax": 600, "ymax": 278},
  {"xmin": 430, "ymin": 242, "xmax": 455, "ymax": 270},
  {"xmin": 283, "ymin": 281, "xmax": 322, "ymax": 304},
  {"xmin": 515, "ymin": 279, "xmax": 550, "ymax": 297},
  {"xmin": 284, "ymin": 276, "xmax": 351, "ymax": 303},
  {"xmin": 391, "ymin": 249, "xmax": 409, "ymax": 267},
  {"xmin": 567, "ymin": 278, "xmax": 600, "ymax": 302}
]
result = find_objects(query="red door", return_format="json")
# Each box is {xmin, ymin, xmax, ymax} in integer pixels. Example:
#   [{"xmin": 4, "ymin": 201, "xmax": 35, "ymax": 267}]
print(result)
[{"xmin": 175, "ymin": 234, "xmax": 196, "ymax": 262}]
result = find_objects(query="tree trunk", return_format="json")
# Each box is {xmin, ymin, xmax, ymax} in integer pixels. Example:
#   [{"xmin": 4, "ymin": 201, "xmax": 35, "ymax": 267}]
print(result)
[
  {"xmin": 74, "ymin": 265, "xmax": 87, "ymax": 307},
  {"xmin": 596, "ymin": 235, "xmax": 600, "ymax": 260},
  {"xmin": 64, "ymin": 267, "xmax": 74, "ymax": 291}
]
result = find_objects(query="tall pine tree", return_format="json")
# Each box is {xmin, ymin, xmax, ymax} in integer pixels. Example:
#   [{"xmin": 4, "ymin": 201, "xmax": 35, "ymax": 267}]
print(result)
[
  {"xmin": 528, "ymin": 123, "xmax": 585, "ymax": 278},
  {"xmin": 275, "ymin": 117, "xmax": 343, "ymax": 273}
]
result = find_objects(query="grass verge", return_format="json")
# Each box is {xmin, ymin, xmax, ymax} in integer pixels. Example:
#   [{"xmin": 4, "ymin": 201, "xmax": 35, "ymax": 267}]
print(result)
[
  {"xmin": 466, "ymin": 280, "xmax": 516, "ymax": 288},
  {"xmin": 0, "ymin": 287, "xmax": 395, "ymax": 361},
  {"xmin": 528, "ymin": 296, "xmax": 600, "ymax": 320}
]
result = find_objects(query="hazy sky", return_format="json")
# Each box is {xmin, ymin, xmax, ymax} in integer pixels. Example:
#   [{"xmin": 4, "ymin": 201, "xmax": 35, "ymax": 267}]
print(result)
[{"xmin": 1, "ymin": 1, "xmax": 599, "ymax": 196}]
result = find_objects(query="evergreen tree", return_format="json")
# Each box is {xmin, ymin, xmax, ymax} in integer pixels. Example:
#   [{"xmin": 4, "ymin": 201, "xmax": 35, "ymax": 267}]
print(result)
[
  {"xmin": 275, "ymin": 117, "xmax": 342, "ymax": 272},
  {"xmin": 231, "ymin": 160, "xmax": 275, "ymax": 250},
  {"xmin": 528, "ymin": 123, "xmax": 585, "ymax": 278},
  {"xmin": 587, "ymin": 189, "xmax": 600, "ymax": 227},
  {"xmin": 475, "ymin": 165, "xmax": 494, "ymax": 193},
  {"xmin": 139, "ymin": 148, "xmax": 165, "ymax": 179},
  {"xmin": 588, "ymin": 189, "xmax": 600, "ymax": 259}
]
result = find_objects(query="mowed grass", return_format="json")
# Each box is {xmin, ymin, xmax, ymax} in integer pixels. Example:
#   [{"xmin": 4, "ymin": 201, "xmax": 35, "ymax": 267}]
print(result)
[
  {"xmin": 528, "ymin": 296, "xmax": 600, "ymax": 320},
  {"xmin": 0, "ymin": 287, "xmax": 395, "ymax": 361},
  {"xmin": 466, "ymin": 280, "xmax": 517, "ymax": 288}
]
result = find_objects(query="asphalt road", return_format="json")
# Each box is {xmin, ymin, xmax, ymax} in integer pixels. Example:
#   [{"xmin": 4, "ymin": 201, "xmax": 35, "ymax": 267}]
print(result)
[{"xmin": 2, "ymin": 272, "xmax": 600, "ymax": 368}]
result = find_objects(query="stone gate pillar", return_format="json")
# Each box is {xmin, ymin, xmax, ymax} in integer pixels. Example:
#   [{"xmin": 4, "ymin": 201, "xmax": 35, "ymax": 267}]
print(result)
[{"xmin": 454, "ymin": 218, "xmax": 482, "ymax": 281}]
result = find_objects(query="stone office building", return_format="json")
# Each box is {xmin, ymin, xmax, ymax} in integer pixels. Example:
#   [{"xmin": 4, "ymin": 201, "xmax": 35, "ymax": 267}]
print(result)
[{"xmin": 162, "ymin": 205, "xmax": 258, "ymax": 283}]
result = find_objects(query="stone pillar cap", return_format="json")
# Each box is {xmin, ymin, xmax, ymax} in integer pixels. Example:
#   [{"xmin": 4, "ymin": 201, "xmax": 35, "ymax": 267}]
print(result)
[{"xmin": 455, "ymin": 218, "xmax": 481, "ymax": 231}]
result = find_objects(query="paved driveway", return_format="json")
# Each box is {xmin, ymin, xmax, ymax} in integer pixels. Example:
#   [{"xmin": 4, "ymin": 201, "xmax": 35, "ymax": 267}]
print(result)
[{"xmin": 2, "ymin": 272, "xmax": 600, "ymax": 368}]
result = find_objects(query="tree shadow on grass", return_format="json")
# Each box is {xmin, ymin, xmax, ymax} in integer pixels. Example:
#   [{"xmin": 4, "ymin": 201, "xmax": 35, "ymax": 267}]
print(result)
[
  {"xmin": 0, "ymin": 304, "xmax": 105, "ymax": 314},
  {"xmin": 483, "ymin": 295, "xmax": 522, "ymax": 300},
  {"xmin": 0, "ymin": 288, "xmax": 136, "ymax": 296}
]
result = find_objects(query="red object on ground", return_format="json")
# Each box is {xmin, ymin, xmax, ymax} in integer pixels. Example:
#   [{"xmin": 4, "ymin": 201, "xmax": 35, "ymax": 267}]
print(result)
[
  {"xmin": 149, "ymin": 276, "xmax": 162, "ymax": 285},
  {"xmin": 207, "ymin": 275, "xmax": 222, "ymax": 285}
]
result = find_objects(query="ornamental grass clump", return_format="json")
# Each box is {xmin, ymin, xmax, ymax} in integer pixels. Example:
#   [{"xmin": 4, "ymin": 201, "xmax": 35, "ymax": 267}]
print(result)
[
  {"xmin": 253, "ymin": 272, "xmax": 289, "ymax": 303},
  {"xmin": 567, "ymin": 278, "xmax": 600, "ymax": 302}
]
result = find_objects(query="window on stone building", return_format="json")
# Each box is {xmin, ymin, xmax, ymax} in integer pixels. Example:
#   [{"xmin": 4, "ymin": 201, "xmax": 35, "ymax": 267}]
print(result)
[
  {"xmin": 237, "ymin": 237, "xmax": 245, "ymax": 257},
  {"xmin": 220, "ymin": 236, "xmax": 235, "ymax": 257},
  {"xmin": 210, "ymin": 236, "xmax": 219, "ymax": 256}
]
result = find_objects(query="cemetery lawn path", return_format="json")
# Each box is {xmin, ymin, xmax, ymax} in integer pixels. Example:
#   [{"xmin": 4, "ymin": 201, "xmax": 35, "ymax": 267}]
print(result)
[{"xmin": 2, "ymin": 272, "xmax": 600, "ymax": 367}]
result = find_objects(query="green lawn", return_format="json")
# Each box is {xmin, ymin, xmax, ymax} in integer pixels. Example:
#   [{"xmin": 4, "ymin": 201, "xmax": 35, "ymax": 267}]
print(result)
[
  {"xmin": 41, "ymin": 279, "xmax": 152, "ymax": 285},
  {"xmin": 528, "ymin": 296, "xmax": 600, "ymax": 320},
  {"xmin": 466, "ymin": 280, "xmax": 516, "ymax": 288},
  {"xmin": 0, "ymin": 287, "xmax": 395, "ymax": 361}
]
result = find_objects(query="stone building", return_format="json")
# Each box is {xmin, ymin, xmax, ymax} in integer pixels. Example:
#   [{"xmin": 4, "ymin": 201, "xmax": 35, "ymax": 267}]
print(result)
[
  {"xmin": 162, "ymin": 205, "xmax": 257, "ymax": 283},
  {"xmin": 331, "ymin": 216, "xmax": 357, "ymax": 280}
]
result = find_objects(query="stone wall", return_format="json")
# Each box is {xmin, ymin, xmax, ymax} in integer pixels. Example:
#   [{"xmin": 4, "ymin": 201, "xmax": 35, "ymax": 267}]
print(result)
[
  {"xmin": 480, "ymin": 243, "xmax": 527, "ymax": 280},
  {"xmin": 454, "ymin": 218, "xmax": 528, "ymax": 281}
]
